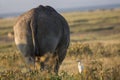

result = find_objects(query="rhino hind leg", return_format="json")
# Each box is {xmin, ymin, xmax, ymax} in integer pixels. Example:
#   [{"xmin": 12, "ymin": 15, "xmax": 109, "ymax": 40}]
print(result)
[
  {"xmin": 54, "ymin": 56, "xmax": 59, "ymax": 74},
  {"xmin": 36, "ymin": 52, "xmax": 58, "ymax": 74},
  {"xmin": 40, "ymin": 50, "xmax": 67, "ymax": 74},
  {"xmin": 53, "ymin": 31, "xmax": 69, "ymax": 73},
  {"xmin": 53, "ymin": 49, "xmax": 67, "ymax": 74}
]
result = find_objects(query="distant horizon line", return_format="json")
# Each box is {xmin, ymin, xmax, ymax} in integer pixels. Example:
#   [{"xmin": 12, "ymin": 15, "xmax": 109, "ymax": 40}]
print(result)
[
  {"xmin": 1, "ymin": 3, "xmax": 120, "ymax": 14},
  {"xmin": 0, "ymin": 3, "xmax": 120, "ymax": 18}
]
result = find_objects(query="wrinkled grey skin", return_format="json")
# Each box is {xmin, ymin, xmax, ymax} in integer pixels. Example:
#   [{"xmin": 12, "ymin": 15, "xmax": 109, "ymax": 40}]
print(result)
[{"xmin": 14, "ymin": 5, "xmax": 70, "ymax": 74}]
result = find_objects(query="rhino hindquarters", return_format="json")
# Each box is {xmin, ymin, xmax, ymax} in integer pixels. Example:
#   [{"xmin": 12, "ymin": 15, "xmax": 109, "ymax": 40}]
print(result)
[{"xmin": 14, "ymin": 23, "xmax": 35, "ymax": 66}]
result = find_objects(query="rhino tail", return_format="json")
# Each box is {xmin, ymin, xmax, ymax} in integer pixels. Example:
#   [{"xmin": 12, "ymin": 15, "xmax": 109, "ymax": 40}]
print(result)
[{"xmin": 30, "ymin": 16, "xmax": 39, "ymax": 57}]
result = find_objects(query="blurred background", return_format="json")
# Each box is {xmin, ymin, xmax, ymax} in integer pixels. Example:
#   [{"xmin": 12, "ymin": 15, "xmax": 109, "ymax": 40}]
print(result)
[
  {"xmin": 0, "ymin": 0, "xmax": 120, "ymax": 17},
  {"xmin": 0, "ymin": 0, "xmax": 120, "ymax": 79},
  {"xmin": 0, "ymin": 0, "xmax": 120, "ymax": 42}
]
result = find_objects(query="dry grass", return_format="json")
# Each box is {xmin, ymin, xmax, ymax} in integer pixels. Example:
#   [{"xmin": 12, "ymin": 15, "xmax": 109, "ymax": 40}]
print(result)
[{"xmin": 0, "ymin": 41, "xmax": 120, "ymax": 80}]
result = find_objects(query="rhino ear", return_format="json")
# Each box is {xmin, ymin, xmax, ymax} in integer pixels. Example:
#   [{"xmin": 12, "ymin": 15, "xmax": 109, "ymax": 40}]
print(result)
[
  {"xmin": 45, "ymin": 5, "xmax": 57, "ymax": 12},
  {"xmin": 38, "ymin": 5, "xmax": 44, "ymax": 8}
]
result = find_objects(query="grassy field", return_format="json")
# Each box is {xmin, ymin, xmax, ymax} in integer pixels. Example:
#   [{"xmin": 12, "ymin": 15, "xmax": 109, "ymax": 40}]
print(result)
[{"xmin": 0, "ymin": 8, "xmax": 120, "ymax": 80}]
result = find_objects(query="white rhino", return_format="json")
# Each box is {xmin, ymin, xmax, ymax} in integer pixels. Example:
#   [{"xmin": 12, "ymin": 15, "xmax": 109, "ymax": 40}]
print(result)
[{"xmin": 14, "ymin": 5, "xmax": 70, "ymax": 74}]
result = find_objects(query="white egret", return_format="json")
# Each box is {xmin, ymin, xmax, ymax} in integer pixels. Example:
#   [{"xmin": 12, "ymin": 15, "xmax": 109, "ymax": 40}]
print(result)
[{"xmin": 77, "ymin": 60, "xmax": 84, "ymax": 74}]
